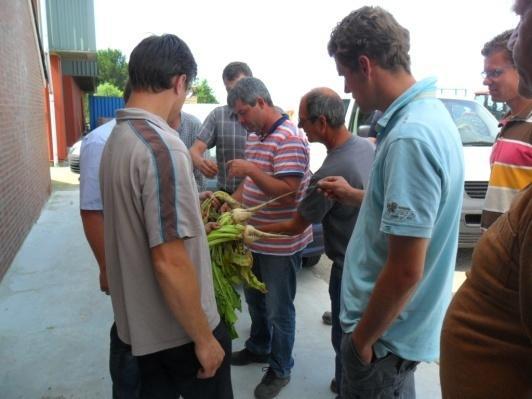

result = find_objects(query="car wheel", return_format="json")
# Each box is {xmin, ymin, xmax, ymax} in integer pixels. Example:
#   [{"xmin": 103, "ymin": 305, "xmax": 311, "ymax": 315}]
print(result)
[{"xmin": 302, "ymin": 255, "xmax": 321, "ymax": 268}]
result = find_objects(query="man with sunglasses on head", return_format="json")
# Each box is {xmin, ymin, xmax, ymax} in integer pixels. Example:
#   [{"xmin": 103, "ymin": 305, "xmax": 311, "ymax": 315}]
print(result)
[{"xmin": 480, "ymin": 30, "xmax": 532, "ymax": 230}]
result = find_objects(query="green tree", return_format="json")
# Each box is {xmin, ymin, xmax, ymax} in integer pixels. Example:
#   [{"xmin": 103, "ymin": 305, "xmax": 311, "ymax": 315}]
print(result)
[
  {"xmin": 192, "ymin": 79, "xmax": 218, "ymax": 103},
  {"xmin": 95, "ymin": 82, "xmax": 123, "ymax": 97},
  {"xmin": 96, "ymin": 49, "xmax": 128, "ymax": 90}
]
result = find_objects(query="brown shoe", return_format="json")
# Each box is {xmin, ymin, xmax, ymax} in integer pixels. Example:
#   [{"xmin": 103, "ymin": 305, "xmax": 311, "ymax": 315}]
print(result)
[{"xmin": 254, "ymin": 367, "xmax": 290, "ymax": 399}]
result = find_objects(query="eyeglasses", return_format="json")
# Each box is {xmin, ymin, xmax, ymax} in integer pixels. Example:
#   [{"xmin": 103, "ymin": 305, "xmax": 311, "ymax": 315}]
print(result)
[
  {"xmin": 481, "ymin": 66, "xmax": 513, "ymax": 80},
  {"xmin": 297, "ymin": 116, "xmax": 317, "ymax": 128}
]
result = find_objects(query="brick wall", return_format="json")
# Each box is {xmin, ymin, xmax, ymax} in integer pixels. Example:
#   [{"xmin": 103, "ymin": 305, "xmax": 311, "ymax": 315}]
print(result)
[
  {"xmin": 0, "ymin": 1, "xmax": 51, "ymax": 280},
  {"xmin": 63, "ymin": 75, "xmax": 85, "ymax": 147}
]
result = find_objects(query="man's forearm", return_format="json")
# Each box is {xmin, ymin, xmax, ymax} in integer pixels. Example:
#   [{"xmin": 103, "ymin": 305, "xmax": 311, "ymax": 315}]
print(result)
[
  {"xmin": 258, "ymin": 212, "xmax": 310, "ymax": 235},
  {"xmin": 189, "ymin": 140, "xmax": 207, "ymax": 167},
  {"xmin": 80, "ymin": 210, "xmax": 106, "ymax": 273},
  {"xmin": 317, "ymin": 176, "xmax": 365, "ymax": 207},
  {"xmin": 349, "ymin": 188, "xmax": 365, "ymax": 207},
  {"xmin": 352, "ymin": 261, "xmax": 421, "ymax": 349},
  {"xmin": 352, "ymin": 236, "xmax": 427, "ymax": 354},
  {"xmin": 258, "ymin": 220, "xmax": 294, "ymax": 234},
  {"xmin": 152, "ymin": 240, "xmax": 214, "ymax": 344},
  {"xmin": 247, "ymin": 168, "xmax": 298, "ymax": 198}
]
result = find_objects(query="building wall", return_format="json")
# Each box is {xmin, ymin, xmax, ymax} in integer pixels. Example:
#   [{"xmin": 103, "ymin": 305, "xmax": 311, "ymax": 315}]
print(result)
[
  {"xmin": 62, "ymin": 75, "xmax": 85, "ymax": 146},
  {"xmin": 50, "ymin": 54, "xmax": 67, "ymax": 160},
  {"xmin": 0, "ymin": 1, "xmax": 51, "ymax": 280}
]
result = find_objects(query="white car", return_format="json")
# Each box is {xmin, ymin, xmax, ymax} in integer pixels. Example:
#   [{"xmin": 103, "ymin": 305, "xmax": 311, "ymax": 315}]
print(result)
[
  {"xmin": 344, "ymin": 97, "xmax": 499, "ymax": 248},
  {"xmin": 67, "ymin": 139, "xmax": 82, "ymax": 174}
]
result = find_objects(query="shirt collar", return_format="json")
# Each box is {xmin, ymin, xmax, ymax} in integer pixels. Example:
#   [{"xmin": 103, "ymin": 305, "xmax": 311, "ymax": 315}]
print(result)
[
  {"xmin": 259, "ymin": 114, "xmax": 289, "ymax": 141},
  {"xmin": 499, "ymin": 102, "xmax": 532, "ymax": 127},
  {"xmin": 374, "ymin": 77, "xmax": 438, "ymax": 141},
  {"xmin": 116, "ymin": 107, "xmax": 169, "ymax": 130},
  {"xmin": 224, "ymin": 104, "xmax": 239, "ymax": 119}
]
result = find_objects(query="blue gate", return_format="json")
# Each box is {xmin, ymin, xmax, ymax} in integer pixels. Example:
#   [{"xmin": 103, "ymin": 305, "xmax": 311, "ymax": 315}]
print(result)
[{"xmin": 89, "ymin": 95, "xmax": 124, "ymax": 130}]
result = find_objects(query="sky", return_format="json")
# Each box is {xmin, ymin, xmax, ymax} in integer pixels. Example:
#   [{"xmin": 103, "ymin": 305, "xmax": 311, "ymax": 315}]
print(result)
[{"xmin": 94, "ymin": 0, "xmax": 519, "ymax": 111}]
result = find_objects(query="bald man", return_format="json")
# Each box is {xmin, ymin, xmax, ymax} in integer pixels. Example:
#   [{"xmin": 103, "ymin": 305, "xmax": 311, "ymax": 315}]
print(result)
[{"xmin": 258, "ymin": 88, "xmax": 375, "ymax": 395}]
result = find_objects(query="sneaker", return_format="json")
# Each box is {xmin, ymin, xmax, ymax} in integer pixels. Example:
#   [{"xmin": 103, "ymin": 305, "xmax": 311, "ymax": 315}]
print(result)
[
  {"xmin": 254, "ymin": 367, "xmax": 290, "ymax": 399},
  {"xmin": 231, "ymin": 348, "xmax": 270, "ymax": 366},
  {"xmin": 322, "ymin": 311, "xmax": 332, "ymax": 325},
  {"xmin": 330, "ymin": 377, "xmax": 338, "ymax": 394}
]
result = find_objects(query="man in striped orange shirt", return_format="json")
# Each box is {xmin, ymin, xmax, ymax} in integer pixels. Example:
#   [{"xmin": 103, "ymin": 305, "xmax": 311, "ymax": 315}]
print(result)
[{"xmin": 480, "ymin": 30, "xmax": 532, "ymax": 229}]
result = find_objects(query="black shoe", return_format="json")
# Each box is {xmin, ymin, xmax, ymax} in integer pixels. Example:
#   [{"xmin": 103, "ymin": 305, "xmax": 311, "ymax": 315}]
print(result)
[
  {"xmin": 322, "ymin": 311, "xmax": 332, "ymax": 325},
  {"xmin": 231, "ymin": 348, "xmax": 270, "ymax": 366},
  {"xmin": 330, "ymin": 377, "xmax": 338, "ymax": 394},
  {"xmin": 254, "ymin": 367, "xmax": 290, "ymax": 399}
]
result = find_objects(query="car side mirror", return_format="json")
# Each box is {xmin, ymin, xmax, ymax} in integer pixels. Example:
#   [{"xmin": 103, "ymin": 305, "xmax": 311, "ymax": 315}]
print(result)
[{"xmin": 357, "ymin": 125, "xmax": 370, "ymax": 137}]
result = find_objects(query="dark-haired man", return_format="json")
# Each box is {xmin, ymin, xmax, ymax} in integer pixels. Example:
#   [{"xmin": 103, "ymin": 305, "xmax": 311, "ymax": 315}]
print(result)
[
  {"xmin": 100, "ymin": 34, "xmax": 232, "ymax": 398},
  {"xmin": 321, "ymin": 7, "xmax": 464, "ymax": 398},
  {"xmin": 480, "ymin": 30, "xmax": 532, "ymax": 230},
  {"xmin": 189, "ymin": 62, "xmax": 253, "ymax": 193}
]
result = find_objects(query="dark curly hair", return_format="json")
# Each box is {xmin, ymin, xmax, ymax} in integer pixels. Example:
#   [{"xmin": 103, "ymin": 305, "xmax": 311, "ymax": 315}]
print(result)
[
  {"xmin": 481, "ymin": 30, "xmax": 515, "ymax": 65},
  {"xmin": 328, "ymin": 6, "xmax": 411, "ymax": 73}
]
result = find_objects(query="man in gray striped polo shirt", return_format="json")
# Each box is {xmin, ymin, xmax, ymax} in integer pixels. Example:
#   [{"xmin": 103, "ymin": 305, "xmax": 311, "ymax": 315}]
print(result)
[
  {"xmin": 100, "ymin": 34, "xmax": 232, "ymax": 398},
  {"xmin": 189, "ymin": 62, "xmax": 253, "ymax": 193}
]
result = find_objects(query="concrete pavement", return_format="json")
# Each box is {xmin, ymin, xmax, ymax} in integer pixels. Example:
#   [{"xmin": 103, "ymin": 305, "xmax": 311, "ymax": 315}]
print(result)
[{"xmin": 0, "ymin": 167, "xmax": 444, "ymax": 398}]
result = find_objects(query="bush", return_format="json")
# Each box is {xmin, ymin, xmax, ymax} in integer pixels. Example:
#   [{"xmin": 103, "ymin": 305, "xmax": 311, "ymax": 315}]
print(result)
[{"xmin": 95, "ymin": 82, "xmax": 123, "ymax": 97}]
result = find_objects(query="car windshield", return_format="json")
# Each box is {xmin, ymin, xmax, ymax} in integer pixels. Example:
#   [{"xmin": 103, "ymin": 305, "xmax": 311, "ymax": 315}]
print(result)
[{"xmin": 440, "ymin": 99, "xmax": 499, "ymax": 146}]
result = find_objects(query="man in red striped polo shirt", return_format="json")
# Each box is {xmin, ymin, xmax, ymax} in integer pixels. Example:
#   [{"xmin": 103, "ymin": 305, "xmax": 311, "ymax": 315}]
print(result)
[
  {"xmin": 226, "ymin": 77, "xmax": 312, "ymax": 399},
  {"xmin": 480, "ymin": 30, "xmax": 532, "ymax": 230}
]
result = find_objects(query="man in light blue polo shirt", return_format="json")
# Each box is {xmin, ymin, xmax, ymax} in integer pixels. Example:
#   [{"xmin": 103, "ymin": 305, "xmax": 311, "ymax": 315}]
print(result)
[{"xmin": 320, "ymin": 6, "xmax": 464, "ymax": 398}]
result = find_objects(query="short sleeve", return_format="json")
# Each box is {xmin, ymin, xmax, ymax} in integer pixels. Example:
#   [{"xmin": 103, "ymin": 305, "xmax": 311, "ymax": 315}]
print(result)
[
  {"xmin": 298, "ymin": 172, "xmax": 333, "ymax": 224},
  {"xmin": 79, "ymin": 140, "xmax": 105, "ymax": 210},
  {"xmin": 197, "ymin": 109, "xmax": 218, "ymax": 148},
  {"xmin": 273, "ymin": 135, "xmax": 308, "ymax": 178},
  {"xmin": 380, "ymin": 138, "xmax": 442, "ymax": 238},
  {"xmin": 140, "ymin": 148, "xmax": 203, "ymax": 248}
]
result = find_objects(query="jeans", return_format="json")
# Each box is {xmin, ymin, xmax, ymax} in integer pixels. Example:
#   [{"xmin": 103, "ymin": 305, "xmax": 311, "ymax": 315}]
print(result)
[
  {"xmin": 244, "ymin": 251, "xmax": 302, "ymax": 378},
  {"xmin": 340, "ymin": 334, "xmax": 418, "ymax": 399},
  {"xmin": 110, "ymin": 323, "xmax": 141, "ymax": 399},
  {"xmin": 329, "ymin": 266, "xmax": 343, "ymax": 390},
  {"xmin": 137, "ymin": 322, "xmax": 233, "ymax": 399}
]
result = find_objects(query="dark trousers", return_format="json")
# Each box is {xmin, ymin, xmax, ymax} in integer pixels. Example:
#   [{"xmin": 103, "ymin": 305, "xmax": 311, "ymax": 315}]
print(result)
[
  {"xmin": 137, "ymin": 322, "xmax": 233, "ymax": 399},
  {"xmin": 244, "ymin": 251, "xmax": 302, "ymax": 378},
  {"xmin": 329, "ymin": 266, "xmax": 343, "ymax": 389},
  {"xmin": 341, "ymin": 334, "xmax": 418, "ymax": 399},
  {"xmin": 110, "ymin": 323, "xmax": 141, "ymax": 398}
]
